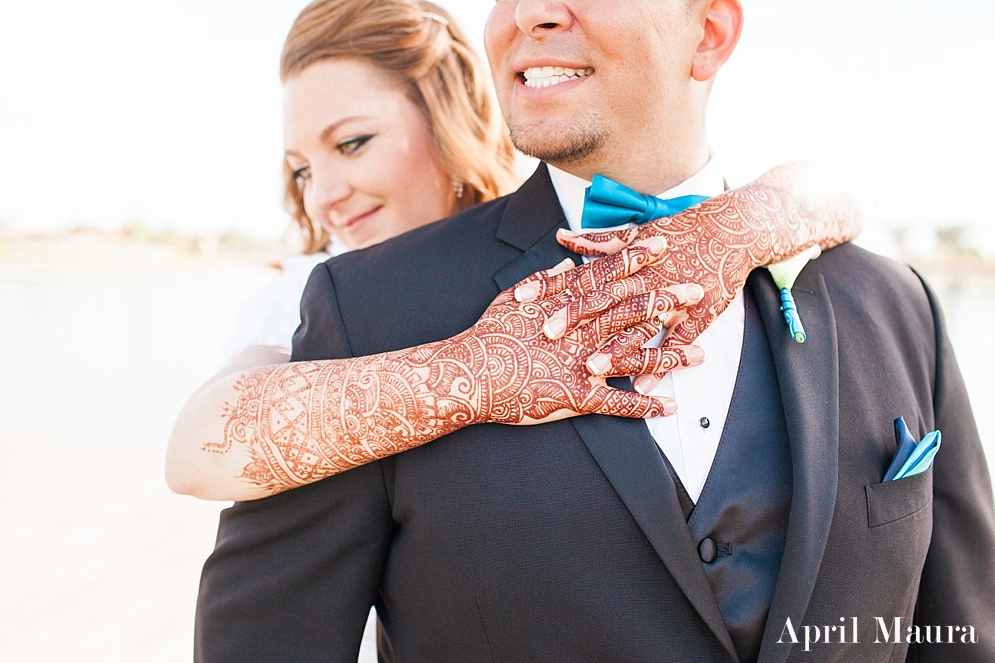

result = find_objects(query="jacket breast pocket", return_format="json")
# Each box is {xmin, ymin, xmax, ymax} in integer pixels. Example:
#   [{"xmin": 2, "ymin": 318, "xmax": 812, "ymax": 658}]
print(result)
[{"xmin": 864, "ymin": 465, "xmax": 933, "ymax": 528}]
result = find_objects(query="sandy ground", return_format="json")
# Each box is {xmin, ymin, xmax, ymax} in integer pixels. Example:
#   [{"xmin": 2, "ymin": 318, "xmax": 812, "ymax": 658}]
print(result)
[
  {"xmin": 0, "ymin": 437, "xmax": 377, "ymax": 662},
  {"xmin": 0, "ymin": 441, "xmax": 223, "ymax": 661}
]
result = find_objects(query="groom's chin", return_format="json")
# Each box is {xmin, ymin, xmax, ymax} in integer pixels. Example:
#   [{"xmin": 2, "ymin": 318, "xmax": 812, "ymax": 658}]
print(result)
[{"xmin": 509, "ymin": 120, "xmax": 607, "ymax": 166}]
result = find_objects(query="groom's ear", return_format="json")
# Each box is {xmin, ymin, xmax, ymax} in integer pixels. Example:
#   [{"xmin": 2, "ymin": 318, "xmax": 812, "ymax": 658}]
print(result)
[{"xmin": 690, "ymin": 0, "xmax": 744, "ymax": 83}]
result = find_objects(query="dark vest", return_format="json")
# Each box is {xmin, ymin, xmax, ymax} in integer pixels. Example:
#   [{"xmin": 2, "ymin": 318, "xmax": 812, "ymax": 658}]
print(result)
[{"xmin": 678, "ymin": 289, "xmax": 793, "ymax": 663}]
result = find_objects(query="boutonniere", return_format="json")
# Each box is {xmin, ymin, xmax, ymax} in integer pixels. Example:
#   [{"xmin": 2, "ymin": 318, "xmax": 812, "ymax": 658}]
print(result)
[{"xmin": 767, "ymin": 245, "xmax": 822, "ymax": 343}]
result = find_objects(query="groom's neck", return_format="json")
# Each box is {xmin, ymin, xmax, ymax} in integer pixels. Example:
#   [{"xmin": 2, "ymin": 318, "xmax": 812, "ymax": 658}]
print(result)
[{"xmin": 550, "ymin": 124, "xmax": 710, "ymax": 195}]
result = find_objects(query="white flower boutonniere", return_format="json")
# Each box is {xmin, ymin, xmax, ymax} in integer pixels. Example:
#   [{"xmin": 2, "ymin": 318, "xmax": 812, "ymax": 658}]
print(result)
[{"xmin": 767, "ymin": 244, "xmax": 822, "ymax": 343}]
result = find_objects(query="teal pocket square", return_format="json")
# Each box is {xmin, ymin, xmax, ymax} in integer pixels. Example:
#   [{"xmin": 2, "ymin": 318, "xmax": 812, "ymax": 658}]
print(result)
[
  {"xmin": 892, "ymin": 431, "xmax": 940, "ymax": 480},
  {"xmin": 883, "ymin": 417, "xmax": 941, "ymax": 483}
]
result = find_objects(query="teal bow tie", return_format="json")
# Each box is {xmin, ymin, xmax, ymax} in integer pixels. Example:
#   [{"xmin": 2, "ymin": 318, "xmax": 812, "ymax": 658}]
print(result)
[{"xmin": 581, "ymin": 174, "xmax": 710, "ymax": 229}]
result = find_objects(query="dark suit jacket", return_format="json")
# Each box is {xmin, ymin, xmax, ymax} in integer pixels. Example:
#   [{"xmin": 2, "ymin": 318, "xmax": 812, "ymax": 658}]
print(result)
[{"xmin": 196, "ymin": 165, "xmax": 995, "ymax": 662}]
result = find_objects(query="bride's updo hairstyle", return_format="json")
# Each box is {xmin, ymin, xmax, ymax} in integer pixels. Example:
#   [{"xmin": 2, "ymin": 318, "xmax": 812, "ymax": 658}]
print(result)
[{"xmin": 281, "ymin": 0, "xmax": 518, "ymax": 253}]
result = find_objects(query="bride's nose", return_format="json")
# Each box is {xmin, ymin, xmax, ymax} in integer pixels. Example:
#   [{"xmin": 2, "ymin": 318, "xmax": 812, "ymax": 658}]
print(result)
[{"xmin": 304, "ymin": 167, "xmax": 353, "ymax": 219}]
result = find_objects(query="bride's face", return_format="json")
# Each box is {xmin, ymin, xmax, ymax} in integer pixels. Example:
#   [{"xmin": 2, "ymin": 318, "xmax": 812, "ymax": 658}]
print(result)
[{"xmin": 284, "ymin": 59, "xmax": 456, "ymax": 250}]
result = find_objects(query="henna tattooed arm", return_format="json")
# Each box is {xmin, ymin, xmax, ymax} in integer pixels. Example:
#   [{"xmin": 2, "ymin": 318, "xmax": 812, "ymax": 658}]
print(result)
[
  {"xmin": 516, "ymin": 162, "xmax": 869, "ymax": 384},
  {"xmin": 166, "ymin": 241, "xmax": 706, "ymax": 501}
]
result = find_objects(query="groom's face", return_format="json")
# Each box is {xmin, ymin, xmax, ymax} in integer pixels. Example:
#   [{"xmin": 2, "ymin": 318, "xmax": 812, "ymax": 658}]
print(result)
[{"xmin": 485, "ymin": 0, "xmax": 702, "ymax": 166}]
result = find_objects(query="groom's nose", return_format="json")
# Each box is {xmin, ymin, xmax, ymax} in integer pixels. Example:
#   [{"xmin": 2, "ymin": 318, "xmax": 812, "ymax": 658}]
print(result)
[{"xmin": 514, "ymin": 0, "xmax": 574, "ymax": 38}]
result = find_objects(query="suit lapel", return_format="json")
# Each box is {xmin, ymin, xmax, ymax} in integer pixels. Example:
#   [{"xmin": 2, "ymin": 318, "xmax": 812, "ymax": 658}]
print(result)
[
  {"xmin": 493, "ymin": 164, "xmax": 576, "ymax": 290},
  {"xmin": 751, "ymin": 269, "xmax": 840, "ymax": 663}
]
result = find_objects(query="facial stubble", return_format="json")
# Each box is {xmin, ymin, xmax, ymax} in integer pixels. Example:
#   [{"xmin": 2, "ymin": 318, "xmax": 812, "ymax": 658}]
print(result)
[{"xmin": 506, "ymin": 112, "xmax": 610, "ymax": 167}]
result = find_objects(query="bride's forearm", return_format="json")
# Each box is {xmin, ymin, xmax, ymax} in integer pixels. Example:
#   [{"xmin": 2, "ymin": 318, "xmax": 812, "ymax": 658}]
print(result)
[
  {"xmin": 166, "ymin": 337, "xmax": 481, "ymax": 502},
  {"xmin": 741, "ymin": 162, "xmax": 869, "ymax": 259},
  {"xmin": 166, "ymin": 243, "xmax": 693, "ymax": 502}
]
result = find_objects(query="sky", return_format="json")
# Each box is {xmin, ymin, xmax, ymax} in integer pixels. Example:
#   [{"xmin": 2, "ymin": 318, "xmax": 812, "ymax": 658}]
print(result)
[{"xmin": 1, "ymin": 0, "xmax": 993, "ymax": 254}]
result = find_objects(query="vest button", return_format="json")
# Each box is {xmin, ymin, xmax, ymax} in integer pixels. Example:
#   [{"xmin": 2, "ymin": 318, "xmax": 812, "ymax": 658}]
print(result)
[{"xmin": 699, "ymin": 537, "xmax": 718, "ymax": 564}]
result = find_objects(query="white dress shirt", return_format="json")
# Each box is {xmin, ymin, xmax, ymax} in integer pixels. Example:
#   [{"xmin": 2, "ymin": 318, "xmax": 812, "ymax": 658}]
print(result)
[{"xmin": 547, "ymin": 160, "xmax": 745, "ymax": 502}]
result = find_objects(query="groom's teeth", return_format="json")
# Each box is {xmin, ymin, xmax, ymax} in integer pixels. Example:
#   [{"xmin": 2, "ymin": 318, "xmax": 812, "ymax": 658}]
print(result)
[{"xmin": 522, "ymin": 66, "xmax": 594, "ymax": 89}]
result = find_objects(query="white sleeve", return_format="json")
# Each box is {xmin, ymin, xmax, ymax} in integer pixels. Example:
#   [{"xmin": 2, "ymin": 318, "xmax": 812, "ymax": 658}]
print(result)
[{"xmin": 222, "ymin": 252, "xmax": 332, "ymax": 361}]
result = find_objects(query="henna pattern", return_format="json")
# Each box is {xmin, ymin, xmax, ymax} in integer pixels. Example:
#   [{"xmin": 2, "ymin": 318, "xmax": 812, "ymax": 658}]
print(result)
[{"xmin": 207, "ymin": 262, "xmax": 700, "ymax": 494}]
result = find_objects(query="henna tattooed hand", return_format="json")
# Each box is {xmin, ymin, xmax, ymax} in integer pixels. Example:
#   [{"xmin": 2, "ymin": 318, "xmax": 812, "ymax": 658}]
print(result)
[
  {"xmin": 453, "ymin": 239, "xmax": 707, "ymax": 425},
  {"xmin": 516, "ymin": 162, "xmax": 866, "ymax": 382}
]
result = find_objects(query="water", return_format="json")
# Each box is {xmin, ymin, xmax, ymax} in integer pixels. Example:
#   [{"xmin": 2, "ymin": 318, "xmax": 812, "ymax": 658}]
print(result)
[
  {"xmin": 0, "ymin": 270, "xmax": 271, "ymax": 446},
  {"xmin": 935, "ymin": 286, "xmax": 995, "ymax": 452},
  {"xmin": 0, "ymin": 269, "xmax": 991, "ymax": 661},
  {"xmin": 0, "ymin": 269, "xmax": 271, "ymax": 662}
]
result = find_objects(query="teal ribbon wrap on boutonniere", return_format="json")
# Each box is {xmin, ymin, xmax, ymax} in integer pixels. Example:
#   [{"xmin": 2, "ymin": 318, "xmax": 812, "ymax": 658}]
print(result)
[{"xmin": 766, "ymin": 244, "xmax": 822, "ymax": 343}]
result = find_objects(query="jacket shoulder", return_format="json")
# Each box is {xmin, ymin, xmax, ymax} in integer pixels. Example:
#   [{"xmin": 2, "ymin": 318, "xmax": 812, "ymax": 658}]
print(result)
[{"xmin": 813, "ymin": 242, "xmax": 936, "ymax": 327}]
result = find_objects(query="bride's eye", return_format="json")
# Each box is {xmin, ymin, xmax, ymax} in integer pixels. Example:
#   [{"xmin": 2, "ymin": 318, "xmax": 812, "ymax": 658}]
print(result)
[
  {"xmin": 291, "ymin": 165, "xmax": 311, "ymax": 184},
  {"xmin": 337, "ymin": 134, "xmax": 375, "ymax": 155}
]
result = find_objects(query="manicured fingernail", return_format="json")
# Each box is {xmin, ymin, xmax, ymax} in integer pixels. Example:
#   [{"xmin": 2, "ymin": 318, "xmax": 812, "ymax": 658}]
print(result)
[
  {"xmin": 687, "ymin": 346, "xmax": 705, "ymax": 364},
  {"xmin": 548, "ymin": 258, "xmax": 575, "ymax": 276},
  {"xmin": 543, "ymin": 312, "xmax": 567, "ymax": 339},
  {"xmin": 634, "ymin": 375, "xmax": 656, "ymax": 395},
  {"xmin": 663, "ymin": 400, "xmax": 678, "ymax": 416},
  {"xmin": 685, "ymin": 284, "xmax": 704, "ymax": 302},
  {"xmin": 586, "ymin": 352, "xmax": 612, "ymax": 375},
  {"xmin": 647, "ymin": 237, "xmax": 666, "ymax": 254},
  {"xmin": 515, "ymin": 284, "xmax": 538, "ymax": 303},
  {"xmin": 557, "ymin": 228, "xmax": 579, "ymax": 237}
]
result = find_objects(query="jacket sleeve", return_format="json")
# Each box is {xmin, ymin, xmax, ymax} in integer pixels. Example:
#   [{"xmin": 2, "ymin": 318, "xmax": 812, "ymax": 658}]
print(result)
[
  {"xmin": 908, "ymin": 273, "xmax": 995, "ymax": 661},
  {"xmin": 195, "ymin": 262, "xmax": 394, "ymax": 663}
]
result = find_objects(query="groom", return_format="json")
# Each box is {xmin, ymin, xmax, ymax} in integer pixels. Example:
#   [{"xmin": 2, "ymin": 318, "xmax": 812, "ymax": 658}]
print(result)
[{"xmin": 196, "ymin": 0, "xmax": 995, "ymax": 660}]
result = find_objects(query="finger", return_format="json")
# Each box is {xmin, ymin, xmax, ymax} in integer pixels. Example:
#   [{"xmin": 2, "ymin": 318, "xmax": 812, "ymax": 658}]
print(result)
[
  {"xmin": 633, "ymin": 374, "xmax": 663, "ymax": 395},
  {"xmin": 517, "ymin": 236, "xmax": 666, "ymax": 305},
  {"xmin": 631, "ymin": 310, "xmax": 701, "ymax": 391},
  {"xmin": 596, "ymin": 345, "xmax": 705, "ymax": 378},
  {"xmin": 584, "ymin": 319, "xmax": 663, "ymax": 375},
  {"xmin": 557, "ymin": 227, "xmax": 640, "ymax": 256},
  {"xmin": 659, "ymin": 310, "xmax": 700, "ymax": 347},
  {"xmin": 511, "ymin": 257, "xmax": 575, "ymax": 303},
  {"xmin": 658, "ymin": 309, "xmax": 685, "ymax": 331},
  {"xmin": 583, "ymin": 384, "xmax": 677, "ymax": 418},
  {"xmin": 587, "ymin": 319, "xmax": 664, "ymax": 371},
  {"xmin": 546, "ymin": 283, "xmax": 703, "ymax": 341}
]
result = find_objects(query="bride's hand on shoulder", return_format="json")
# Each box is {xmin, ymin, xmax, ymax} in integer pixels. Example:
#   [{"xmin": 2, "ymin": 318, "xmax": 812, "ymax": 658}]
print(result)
[{"xmin": 457, "ymin": 238, "xmax": 706, "ymax": 425}]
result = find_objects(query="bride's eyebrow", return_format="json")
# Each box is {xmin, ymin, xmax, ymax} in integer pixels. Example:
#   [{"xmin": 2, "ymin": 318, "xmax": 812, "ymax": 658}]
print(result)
[{"xmin": 319, "ymin": 115, "xmax": 373, "ymax": 142}]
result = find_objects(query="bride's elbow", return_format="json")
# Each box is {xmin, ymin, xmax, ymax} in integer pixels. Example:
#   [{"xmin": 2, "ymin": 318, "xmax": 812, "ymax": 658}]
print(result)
[
  {"xmin": 163, "ymin": 428, "xmax": 216, "ymax": 498},
  {"xmin": 164, "ymin": 447, "xmax": 202, "ymax": 497}
]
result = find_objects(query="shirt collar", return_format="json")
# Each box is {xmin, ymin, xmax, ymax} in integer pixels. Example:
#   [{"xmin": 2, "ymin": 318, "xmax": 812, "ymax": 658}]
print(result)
[{"xmin": 547, "ymin": 156, "xmax": 726, "ymax": 234}]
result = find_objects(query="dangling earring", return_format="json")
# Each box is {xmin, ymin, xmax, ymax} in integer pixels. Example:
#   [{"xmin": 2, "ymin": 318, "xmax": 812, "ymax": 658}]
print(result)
[{"xmin": 452, "ymin": 177, "xmax": 464, "ymax": 199}]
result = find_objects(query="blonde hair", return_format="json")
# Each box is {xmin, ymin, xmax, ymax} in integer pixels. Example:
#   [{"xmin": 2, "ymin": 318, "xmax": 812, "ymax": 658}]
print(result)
[{"xmin": 281, "ymin": 0, "xmax": 518, "ymax": 253}]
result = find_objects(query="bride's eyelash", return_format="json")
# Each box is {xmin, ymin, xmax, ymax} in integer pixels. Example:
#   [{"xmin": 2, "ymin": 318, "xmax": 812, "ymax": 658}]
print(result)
[
  {"xmin": 288, "ymin": 133, "xmax": 375, "ymax": 183},
  {"xmin": 291, "ymin": 165, "xmax": 311, "ymax": 183},
  {"xmin": 337, "ymin": 134, "xmax": 375, "ymax": 155}
]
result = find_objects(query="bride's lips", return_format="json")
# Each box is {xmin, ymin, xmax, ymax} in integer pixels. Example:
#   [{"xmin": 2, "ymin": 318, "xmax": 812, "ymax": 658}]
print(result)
[{"xmin": 338, "ymin": 206, "xmax": 383, "ymax": 232}]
